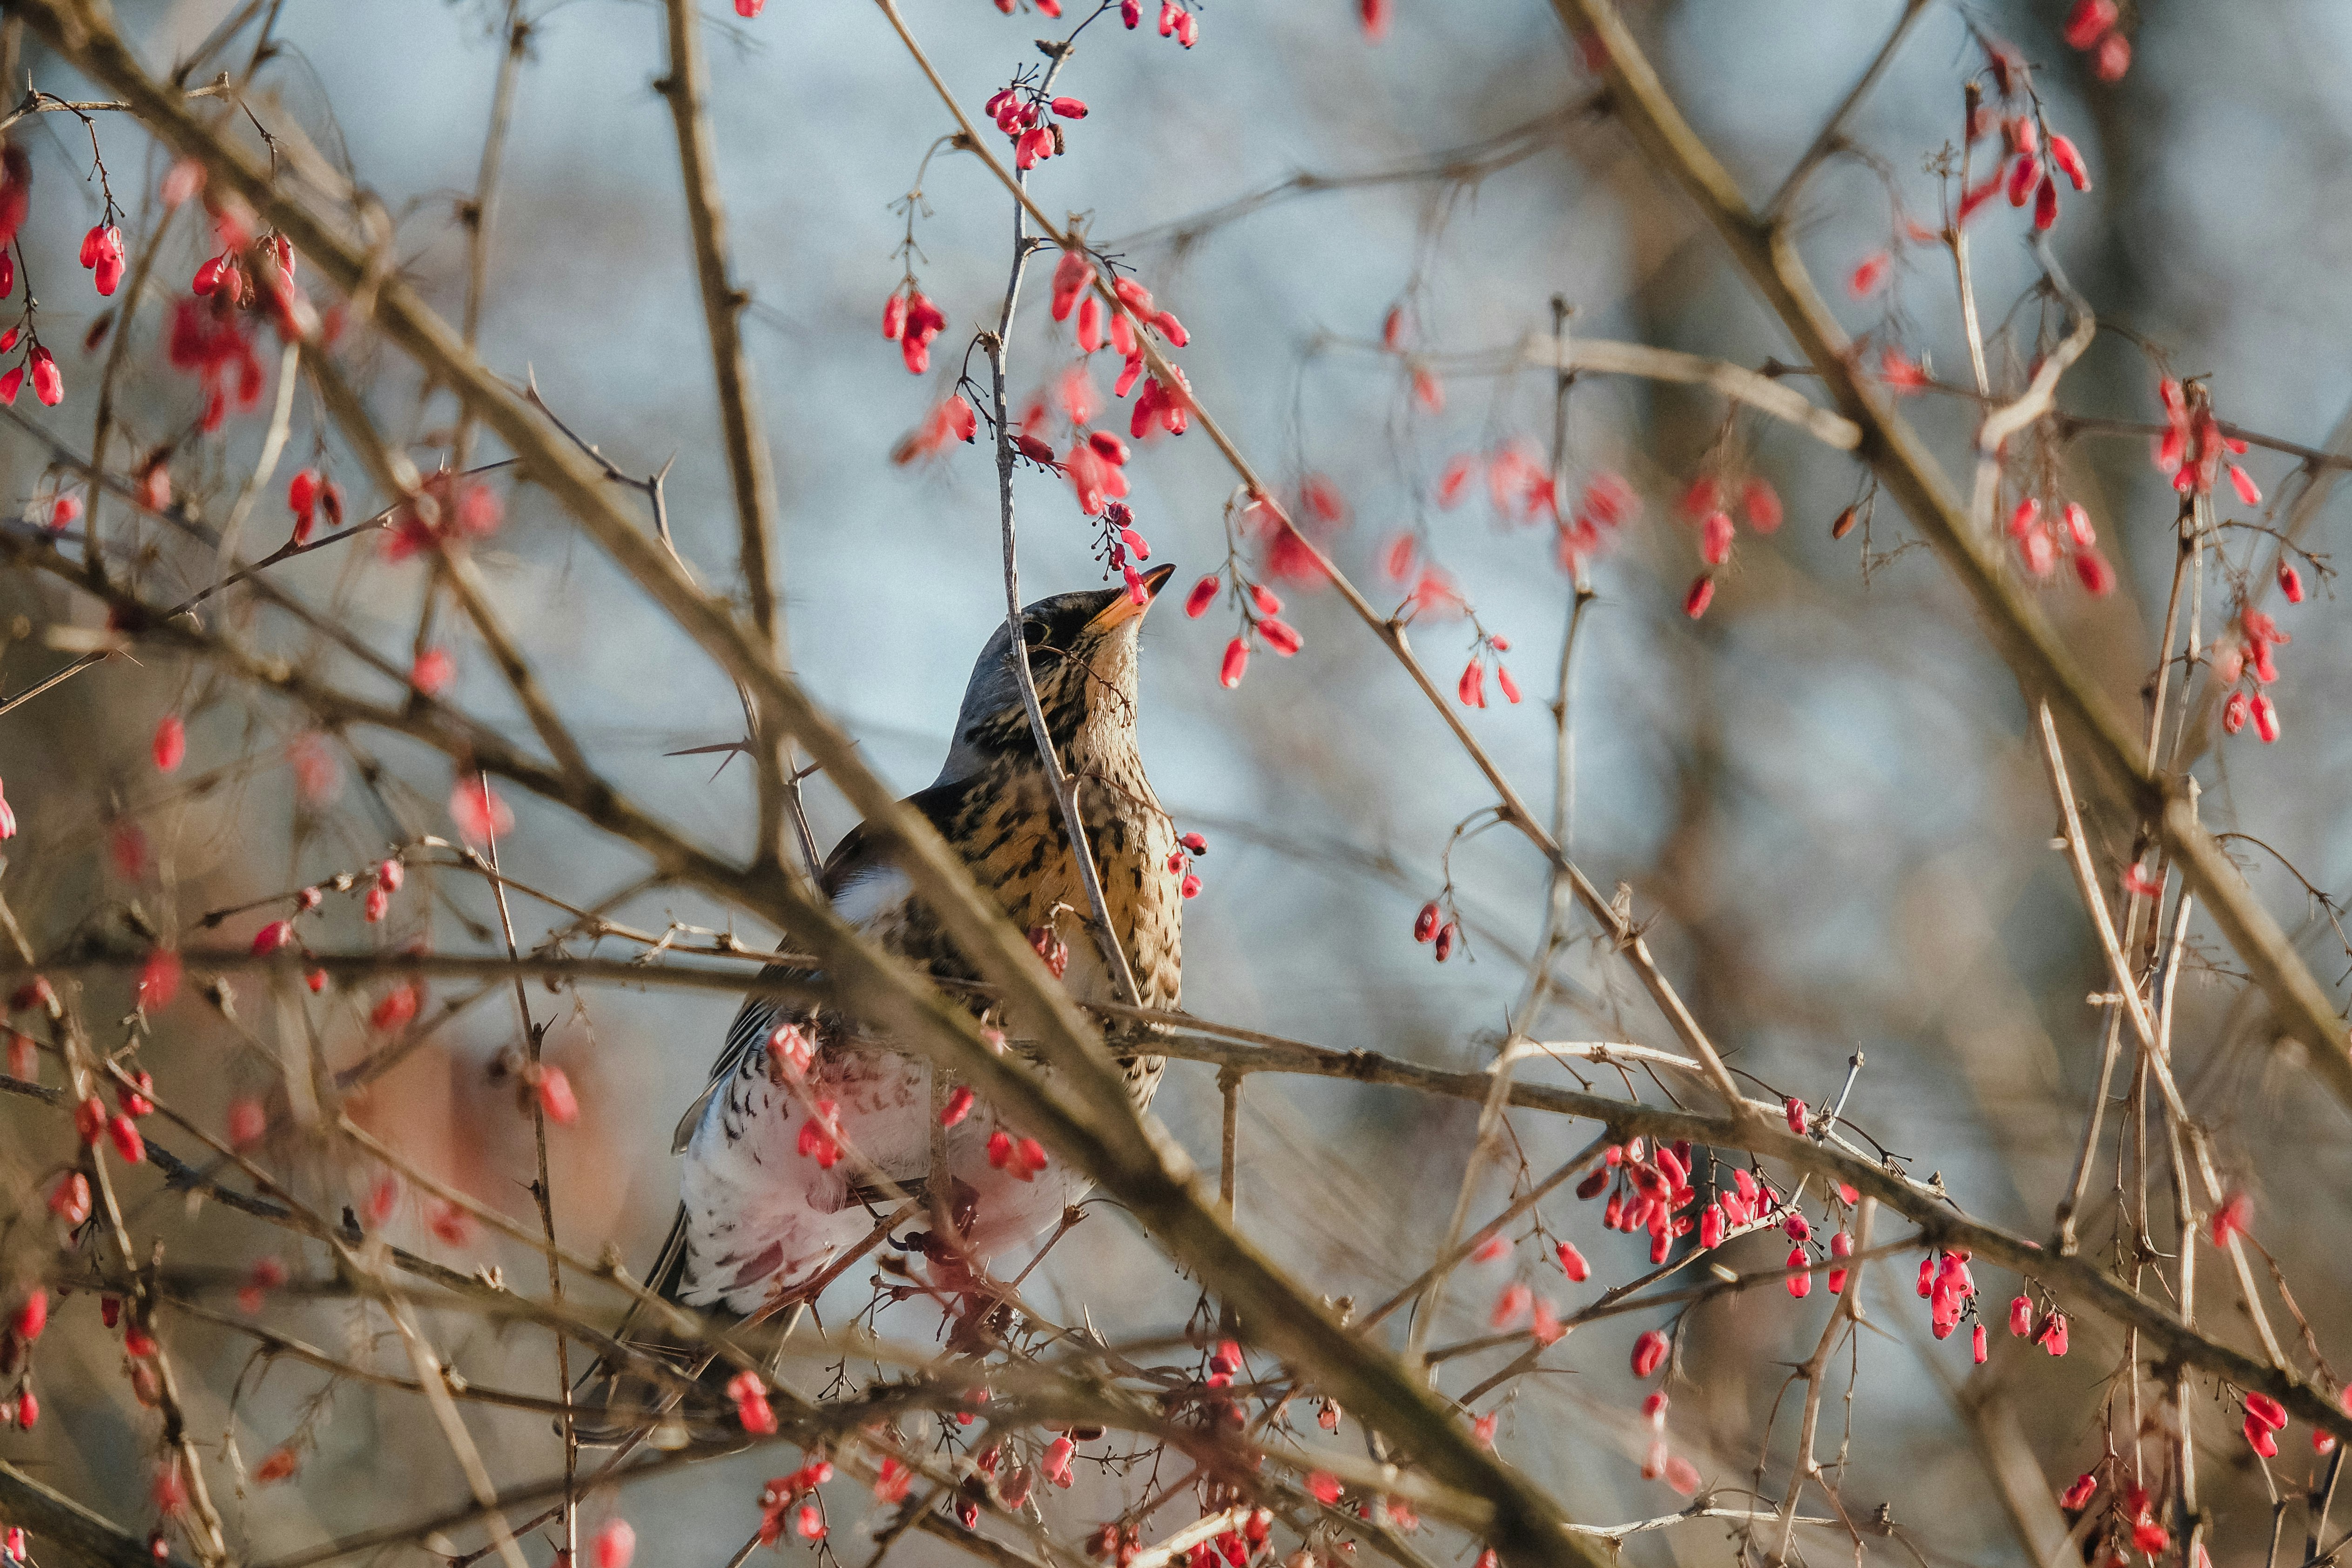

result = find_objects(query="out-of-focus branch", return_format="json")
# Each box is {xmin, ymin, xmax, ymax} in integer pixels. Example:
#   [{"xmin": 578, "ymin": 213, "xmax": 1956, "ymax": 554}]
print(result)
[
  {"xmin": 1106, "ymin": 100, "xmax": 1596, "ymax": 253},
  {"xmin": 1761, "ymin": 0, "xmax": 1933, "ymax": 221},
  {"xmin": 0, "ymin": 1462, "xmax": 199, "ymax": 1568},
  {"xmin": 452, "ymin": 0, "xmax": 528, "ymax": 472},
  {"xmin": 297, "ymin": 339, "xmax": 594, "ymax": 781},
  {"xmin": 1518, "ymin": 336, "xmax": 1860, "ymax": 450},
  {"xmin": 366, "ymin": 1282, "xmax": 534, "ymax": 1568},
  {"xmin": 658, "ymin": 0, "xmax": 794, "ymax": 877},
  {"xmin": 1548, "ymin": 0, "xmax": 2352, "ymax": 1117},
  {"xmin": 655, "ymin": 0, "xmax": 780, "ymax": 648}
]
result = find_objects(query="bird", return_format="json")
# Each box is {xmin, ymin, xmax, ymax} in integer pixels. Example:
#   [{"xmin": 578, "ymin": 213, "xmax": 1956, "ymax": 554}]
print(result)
[{"xmin": 597, "ymin": 562, "xmax": 1183, "ymax": 1418}]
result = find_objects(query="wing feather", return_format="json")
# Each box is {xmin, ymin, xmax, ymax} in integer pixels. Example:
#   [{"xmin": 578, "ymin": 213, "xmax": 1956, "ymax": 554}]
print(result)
[{"xmin": 670, "ymin": 780, "xmax": 976, "ymax": 1155}]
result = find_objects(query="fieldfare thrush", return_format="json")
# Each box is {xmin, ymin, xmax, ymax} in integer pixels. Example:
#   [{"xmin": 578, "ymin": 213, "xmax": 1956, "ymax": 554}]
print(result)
[{"xmin": 643, "ymin": 565, "xmax": 1184, "ymax": 1328}]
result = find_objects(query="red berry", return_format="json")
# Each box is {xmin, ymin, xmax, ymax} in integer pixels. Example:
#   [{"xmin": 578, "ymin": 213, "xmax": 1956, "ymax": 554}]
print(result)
[
  {"xmin": 592, "ymin": 1521, "xmax": 635, "ymax": 1568},
  {"xmin": 2007, "ymin": 155, "xmax": 2042, "ymax": 208},
  {"xmin": 536, "ymin": 1065, "xmax": 579, "ymax": 1125},
  {"xmin": 2062, "ymin": 0, "xmax": 2117, "ymax": 49},
  {"xmin": 2049, "ymin": 134, "xmax": 2091, "ymax": 191},
  {"xmin": 1219, "ymin": 637, "xmax": 1249, "ymax": 689},
  {"xmin": 1700, "ymin": 510, "xmax": 1734, "ymax": 566},
  {"xmin": 108, "ymin": 1112, "xmax": 147, "ymax": 1164},
  {"xmin": 49, "ymin": 1172, "xmax": 91, "ymax": 1226},
  {"xmin": 2252, "ymin": 693, "xmax": 2281, "ymax": 744}
]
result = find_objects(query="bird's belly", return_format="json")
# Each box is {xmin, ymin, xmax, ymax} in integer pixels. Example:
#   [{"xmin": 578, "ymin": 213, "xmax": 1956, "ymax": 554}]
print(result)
[
  {"xmin": 677, "ymin": 1045, "xmax": 1096, "ymax": 1313},
  {"xmin": 677, "ymin": 1048, "xmax": 930, "ymax": 1313}
]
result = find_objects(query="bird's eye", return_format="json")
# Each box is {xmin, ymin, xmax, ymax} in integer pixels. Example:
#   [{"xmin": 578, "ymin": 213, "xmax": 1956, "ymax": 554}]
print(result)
[{"xmin": 1021, "ymin": 619, "xmax": 1052, "ymax": 650}]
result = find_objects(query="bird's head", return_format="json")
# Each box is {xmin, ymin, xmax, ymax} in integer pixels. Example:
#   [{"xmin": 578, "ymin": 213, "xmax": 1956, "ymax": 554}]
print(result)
[{"xmin": 934, "ymin": 563, "xmax": 1178, "ymax": 785}]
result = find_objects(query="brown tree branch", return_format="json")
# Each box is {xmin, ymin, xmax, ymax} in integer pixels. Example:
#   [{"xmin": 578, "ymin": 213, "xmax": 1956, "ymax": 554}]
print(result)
[
  {"xmin": 657, "ymin": 0, "xmax": 793, "ymax": 878},
  {"xmin": 1518, "ymin": 336, "xmax": 1860, "ymax": 450},
  {"xmin": 0, "ymin": 1462, "xmax": 200, "ymax": 1568}
]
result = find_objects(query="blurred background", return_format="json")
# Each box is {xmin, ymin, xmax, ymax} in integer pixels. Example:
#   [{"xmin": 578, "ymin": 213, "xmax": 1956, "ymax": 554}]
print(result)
[{"xmin": 3, "ymin": 0, "xmax": 2352, "ymax": 1561}]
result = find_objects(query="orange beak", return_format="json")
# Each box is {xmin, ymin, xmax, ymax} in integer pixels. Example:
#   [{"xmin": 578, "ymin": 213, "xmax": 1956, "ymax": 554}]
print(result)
[{"xmin": 1087, "ymin": 562, "xmax": 1178, "ymax": 632}]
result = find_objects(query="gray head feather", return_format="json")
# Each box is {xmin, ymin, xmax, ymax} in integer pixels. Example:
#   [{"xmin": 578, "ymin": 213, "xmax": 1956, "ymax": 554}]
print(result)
[{"xmin": 932, "ymin": 588, "xmax": 1127, "ymax": 787}]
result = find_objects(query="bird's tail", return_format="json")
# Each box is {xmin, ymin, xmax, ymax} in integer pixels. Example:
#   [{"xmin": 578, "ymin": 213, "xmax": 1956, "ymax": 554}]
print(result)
[{"xmin": 573, "ymin": 1205, "xmax": 735, "ymax": 1447}]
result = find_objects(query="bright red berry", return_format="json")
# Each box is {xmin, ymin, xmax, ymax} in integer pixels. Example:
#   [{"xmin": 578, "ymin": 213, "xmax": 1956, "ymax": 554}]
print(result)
[
  {"xmin": 2252, "ymin": 692, "xmax": 2281, "ymax": 744},
  {"xmin": 1219, "ymin": 637, "xmax": 1249, "ymax": 689},
  {"xmin": 2048, "ymin": 134, "xmax": 2090, "ymax": 191}
]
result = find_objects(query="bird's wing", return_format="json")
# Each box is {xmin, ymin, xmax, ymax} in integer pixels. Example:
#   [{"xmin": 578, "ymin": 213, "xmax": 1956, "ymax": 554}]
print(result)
[{"xmin": 668, "ymin": 781, "xmax": 973, "ymax": 1155}]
